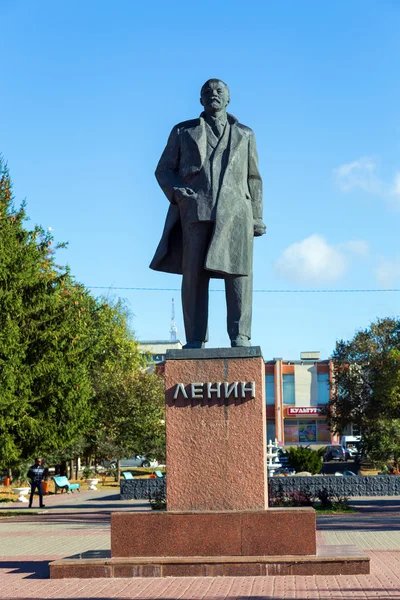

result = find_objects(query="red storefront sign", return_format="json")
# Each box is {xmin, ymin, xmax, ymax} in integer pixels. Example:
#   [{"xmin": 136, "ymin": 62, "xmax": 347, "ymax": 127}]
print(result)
[{"xmin": 286, "ymin": 407, "xmax": 322, "ymax": 415}]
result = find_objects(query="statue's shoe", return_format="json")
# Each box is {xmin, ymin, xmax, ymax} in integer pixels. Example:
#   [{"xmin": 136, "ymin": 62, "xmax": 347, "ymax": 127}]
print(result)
[
  {"xmin": 183, "ymin": 341, "xmax": 205, "ymax": 349},
  {"xmin": 231, "ymin": 335, "xmax": 251, "ymax": 347}
]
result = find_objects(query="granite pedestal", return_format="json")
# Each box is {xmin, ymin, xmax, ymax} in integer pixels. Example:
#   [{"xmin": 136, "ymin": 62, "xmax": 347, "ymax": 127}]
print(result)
[
  {"xmin": 165, "ymin": 347, "xmax": 267, "ymax": 511},
  {"xmin": 50, "ymin": 347, "xmax": 369, "ymax": 578}
]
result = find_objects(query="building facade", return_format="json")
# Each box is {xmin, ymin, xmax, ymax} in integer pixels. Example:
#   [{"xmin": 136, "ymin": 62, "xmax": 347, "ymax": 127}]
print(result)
[
  {"xmin": 139, "ymin": 340, "xmax": 183, "ymax": 364},
  {"xmin": 265, "ymin": 351, "xmax": 338, "ymax": 447}
]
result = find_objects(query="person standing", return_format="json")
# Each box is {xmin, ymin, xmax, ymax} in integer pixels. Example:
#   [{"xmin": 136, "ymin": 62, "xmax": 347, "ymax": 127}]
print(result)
[{"xmin": 27, "ymin": 457, "xmax": 45, "ymax": 508}]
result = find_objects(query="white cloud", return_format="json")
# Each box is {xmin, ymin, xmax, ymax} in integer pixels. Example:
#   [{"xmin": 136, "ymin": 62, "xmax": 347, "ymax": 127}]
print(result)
[
  {"xmin": 333, "ymin": 156, "xmax": 383, "ymax": 195},
  {"xmin": 375, "ymin": 256, "xmax": 400, "ymax": 287},
  {"xmin": 339, "ymin": 240, "xmax": 369, "ymax": 257},
  {"xmin": 334, "ymin": 157, "xmax": 400, "ymax": 210},
  {"xmin": 393, "ymin": 173, "xmax": 400, "ymax": 195},
  {"xmin": 390, "ymin": 172, "xmax": 400, "ymax": 209},
  {"xmin": 276, "ymin": 234, "xmax": 369, "ymax": 284},
  {"xmin": 276, "ymin": 235, "xmax": 347, "ymax": 283}
]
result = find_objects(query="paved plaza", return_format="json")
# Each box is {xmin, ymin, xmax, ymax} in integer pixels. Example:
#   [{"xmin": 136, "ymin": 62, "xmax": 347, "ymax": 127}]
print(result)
[{"xmin": 1, "ymin": 490, "xmax": 400, "ymax": 599}]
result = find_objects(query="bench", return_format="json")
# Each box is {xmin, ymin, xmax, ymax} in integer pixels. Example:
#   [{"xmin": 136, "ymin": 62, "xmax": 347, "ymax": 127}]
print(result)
[
  {"xmin": 122, "ymin": 472, "xmax": 134, "ymax": 480},
  {"xmin": 52, "ymin": 476, "xmax": 80, "ymax": 494}
]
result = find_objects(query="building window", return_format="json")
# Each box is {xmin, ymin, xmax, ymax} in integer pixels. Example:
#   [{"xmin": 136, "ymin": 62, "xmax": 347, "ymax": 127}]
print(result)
[
  {"xmin": 317, "ymin": 372, "xmax": 330, "ymax": 404},
  {"xmin": 283, "ymin": 374, "xmax": 295, "ymax": 405},
  {"xmin": 317, "ymin": 422, "xmax": 331, "ymax": 442},
  {"xmin": 284, "ymin": 421, "xmax": 299, "ymax": 443},
  {"xmin": 284, "ymin": 419, "xmax": 331, "ymax": 444},
  {"xmin": 266, "ymin": 374, "xmax": 275, "ymax": 405},
  {"xmin": 267, "ymin": 419, "xmax": 276, "ymax": 442},
  {"xmin": 298, "ymin": 420, "xmax": 317, "ymax": 443}
]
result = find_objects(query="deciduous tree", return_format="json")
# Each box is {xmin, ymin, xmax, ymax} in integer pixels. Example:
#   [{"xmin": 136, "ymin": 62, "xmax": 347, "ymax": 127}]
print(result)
[{"xmin": 327, "ymin": 318, "xmax": 400, "ymax": 467}]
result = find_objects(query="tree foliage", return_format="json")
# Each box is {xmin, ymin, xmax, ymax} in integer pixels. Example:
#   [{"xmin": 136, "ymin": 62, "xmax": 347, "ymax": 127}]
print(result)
[
  {"xmin": 85, "ymin": 301, "xmax": 166, "ymax": 462},
  {"xmin": 0, "ymin": 158, "xmax": 165, "ymax": 472},
  {"xmin": 361, "ymin": 418, "xmax": 400, "ymax": 470},
  {"xmin": 0, "ymin": 160, "xmax": 92, "ymax": 467},
  {"xmin": 327, "ymin": 318, "xmax": 400, "ymax": 468}
]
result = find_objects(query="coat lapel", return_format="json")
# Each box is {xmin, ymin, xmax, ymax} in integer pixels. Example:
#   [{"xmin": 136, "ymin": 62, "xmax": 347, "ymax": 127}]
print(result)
[
  {"xmin": 187, "ymin": 117, "xmax": 207, "ymax": 169},
  {"xmin": 227, "ymin": 120, "xmax": 246, "ymax": 163},
  {"xmin": 218, "ymin": 116, "xmax": 246, "ymax": 191}
]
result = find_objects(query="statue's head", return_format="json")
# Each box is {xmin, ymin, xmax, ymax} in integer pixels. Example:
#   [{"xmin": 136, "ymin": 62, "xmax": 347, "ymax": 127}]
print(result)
[{"xmin": 200, "ymin": 79, "xmax": 230, "ymax": 115}]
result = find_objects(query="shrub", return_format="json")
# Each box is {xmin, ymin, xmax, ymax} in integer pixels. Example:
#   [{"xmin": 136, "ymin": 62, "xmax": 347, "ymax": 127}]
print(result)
[
  {"xmin": 269, "ymin": 488, "xmax": 313, "ymax": 507},
  {"xmin": 269, "ymin": 488, "xmax": 286, "ymax": 507},
  {"xmin": 316, "ymin": 488, "xmax": 332, "ymax": 508},
  {"xmin": 286, "ymin": 446, "xmax": 323, "ymax": 475},
  {"xmin": 147, "ymin": 487, "xmax": 166, "ymax": 510},
  {"xmin": 331, "ymin": 494, "xmax": 349, "ymax": 511},
  {"xmin": 81, "ymin": 466, "xmax": 95, "ymax": 479},
  {"xmin": 269, "ymin": 486, "xmax": 351, "ymax": 511}
]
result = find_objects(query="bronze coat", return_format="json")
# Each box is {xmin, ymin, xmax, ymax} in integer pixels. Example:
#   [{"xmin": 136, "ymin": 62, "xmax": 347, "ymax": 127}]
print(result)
[{"xmin": 150, "ymin": 113, "xmax": 263, "ymax": 277}]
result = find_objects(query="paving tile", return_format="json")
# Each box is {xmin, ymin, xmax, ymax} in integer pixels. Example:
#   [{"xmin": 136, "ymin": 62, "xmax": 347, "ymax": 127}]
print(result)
[
  {"xmin": 1, "ymin": 493, "xmax": 400, "ymax": 598},
  {"xmin": 324, "ymin": 530, "xmax": 400, "ymax": 550}
]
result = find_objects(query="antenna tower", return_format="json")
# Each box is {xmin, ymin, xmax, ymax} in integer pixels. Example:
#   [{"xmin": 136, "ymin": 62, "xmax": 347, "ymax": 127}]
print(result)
[{"xmin": 170, "ymin": 297, "xmax": 178, "ymax": 342}]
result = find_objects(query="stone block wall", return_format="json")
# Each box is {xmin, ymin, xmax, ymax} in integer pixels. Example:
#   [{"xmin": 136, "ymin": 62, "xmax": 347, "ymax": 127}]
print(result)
[
  {"xmin": 120, "ymin": 475, "xmax": 400, "ymax": 501},
  {"xmin": 268, "ymin": 475, "xmax": 400, "ymax": 497},
  {"xmin": 120, "ymin": 478, "xmax": 165, "ymax": 500}
]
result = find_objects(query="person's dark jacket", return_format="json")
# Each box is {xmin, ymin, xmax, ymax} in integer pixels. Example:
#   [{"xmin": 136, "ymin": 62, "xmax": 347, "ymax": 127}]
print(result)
[{"xmin": 27, "ymin": 464, "xmax": 45, "ymax": 484}]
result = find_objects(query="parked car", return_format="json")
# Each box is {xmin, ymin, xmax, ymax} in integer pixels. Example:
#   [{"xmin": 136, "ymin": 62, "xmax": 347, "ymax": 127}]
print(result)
[
  {"xmin": 343, "ymin": 448, "xmax": 352, "ymax": 461},
  {"xmin": 103, "ymin": 456, "xmax": 158, "ymax": 469},
  {"xmin": 324, "ymin": 445, "xmax": 346, "ymax": 462}
]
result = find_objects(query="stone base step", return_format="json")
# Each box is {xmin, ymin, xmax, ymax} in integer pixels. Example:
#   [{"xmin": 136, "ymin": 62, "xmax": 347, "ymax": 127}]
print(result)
[{"xmin": 50, "ymin": 545, "xmax": 369, "ymax": 578}]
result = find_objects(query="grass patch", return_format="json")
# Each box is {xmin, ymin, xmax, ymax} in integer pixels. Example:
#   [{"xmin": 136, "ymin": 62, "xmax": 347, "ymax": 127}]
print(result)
[
  {"xmin": 0, "ymin": 491, "xmax": 16, "ymax": 503},
  {"xmin": 0, "ymin": 510, "xmax": 42, "ymax": 518},
  {"xmin": 315, "ymin": 506, "xmax": 356, "ymax": 514}
]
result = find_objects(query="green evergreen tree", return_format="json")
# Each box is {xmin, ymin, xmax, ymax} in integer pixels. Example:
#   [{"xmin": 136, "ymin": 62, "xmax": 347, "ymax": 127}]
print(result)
[
  {"xmin": 0, "ymin": 159, "xmax": 165, "ymax": 474},
  {"xmin": 0, "ymin": 159, "xmax": 94, "ymax": 469}
]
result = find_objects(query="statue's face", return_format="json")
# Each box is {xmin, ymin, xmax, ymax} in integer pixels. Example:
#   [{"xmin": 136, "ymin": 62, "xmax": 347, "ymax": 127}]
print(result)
[{"xmin": 200, "ymin": 80, "xmax": 229, "ymax": 115}]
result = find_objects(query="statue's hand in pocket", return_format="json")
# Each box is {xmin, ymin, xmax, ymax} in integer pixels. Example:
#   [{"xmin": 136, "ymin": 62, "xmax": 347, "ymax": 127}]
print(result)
[{"xmin": 174, "ymin": 187, "xmax": 196, "ymax": 204}]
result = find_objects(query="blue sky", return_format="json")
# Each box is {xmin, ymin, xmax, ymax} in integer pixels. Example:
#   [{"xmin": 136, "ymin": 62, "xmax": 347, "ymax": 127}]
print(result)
[{"xmin": 2, "ymin": 0, "xmax": 400, "ymax": 359}]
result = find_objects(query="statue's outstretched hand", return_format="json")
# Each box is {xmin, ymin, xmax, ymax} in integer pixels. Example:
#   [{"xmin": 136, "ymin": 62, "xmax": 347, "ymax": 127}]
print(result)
[{"xmin": 253, "ymin": 219, "xmax": 266, "ymax": 237}]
